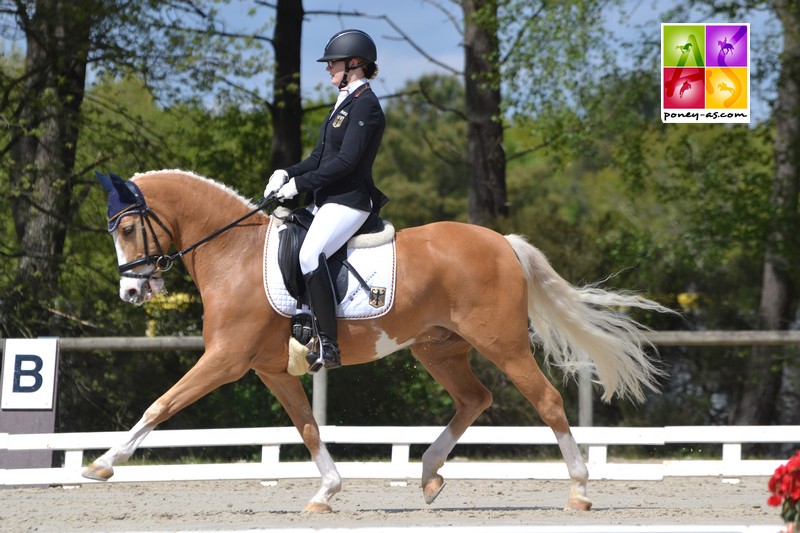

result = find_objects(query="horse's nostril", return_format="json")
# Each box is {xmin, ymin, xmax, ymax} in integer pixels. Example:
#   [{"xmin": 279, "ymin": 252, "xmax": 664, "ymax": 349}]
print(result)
[{"xmin": 126, "ymin": 288, "xmax": 139, "ymax": 299}]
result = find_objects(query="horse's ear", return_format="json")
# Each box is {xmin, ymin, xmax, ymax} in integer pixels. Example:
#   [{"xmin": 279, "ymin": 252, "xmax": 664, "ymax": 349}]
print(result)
[
  {"xmin": 96, "ymin": 171, "xmax": 114, "ymax": 193},
  {"xmin": 110, "ymin": 172, "xmax": 138, "ymax": 204},
  {"xmin": 97, "ymin": 171, "xmax": 139, "ymax": 205}
]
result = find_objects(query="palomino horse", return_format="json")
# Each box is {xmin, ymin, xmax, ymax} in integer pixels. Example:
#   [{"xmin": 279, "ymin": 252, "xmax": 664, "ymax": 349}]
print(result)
[{"xmin": 84, "ymin": 169, "xmax": 670, "ymax": 512}]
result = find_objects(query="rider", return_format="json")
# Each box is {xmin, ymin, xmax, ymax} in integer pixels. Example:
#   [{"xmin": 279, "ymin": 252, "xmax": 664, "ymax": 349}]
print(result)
[{"xmin": 265, "ymin": 29, "xmax": 388, "ymax": 373}]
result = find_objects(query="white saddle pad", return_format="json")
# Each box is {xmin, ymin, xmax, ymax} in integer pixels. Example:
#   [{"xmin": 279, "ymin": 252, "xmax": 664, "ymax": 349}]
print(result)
[{"xmin": 262, "ymin": 215, "xmax": 396, "ymax": 319}]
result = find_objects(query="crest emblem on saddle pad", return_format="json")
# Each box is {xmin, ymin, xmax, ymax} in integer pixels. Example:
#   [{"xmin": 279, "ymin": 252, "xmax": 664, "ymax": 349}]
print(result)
[{"xmin": 369, "ymin": 287, "xmax": 386, "ymax": 308}]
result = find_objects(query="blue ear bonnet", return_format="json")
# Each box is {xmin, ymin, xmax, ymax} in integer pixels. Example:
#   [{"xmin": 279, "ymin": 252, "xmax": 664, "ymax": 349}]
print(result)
[{"xmin": 96, "ymin": 171, "xmax": 146, "ymax": 232}]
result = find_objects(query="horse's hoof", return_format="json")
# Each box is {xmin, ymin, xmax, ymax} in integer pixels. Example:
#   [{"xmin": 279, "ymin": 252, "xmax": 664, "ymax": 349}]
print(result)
[
  {"xmin": 422, "ymin": 475, "xmax": 446, "ymax": 505},
  {"xmin": 566, "ymin": 496, "xmax": 593, "ymax": 511},
  {"xmin": 303, "ymin": 502, "xmax": 332, "ymax": 513},
  {"xmin": 81, "ymin": 463, "xmax": 114, "ymax": 481}
]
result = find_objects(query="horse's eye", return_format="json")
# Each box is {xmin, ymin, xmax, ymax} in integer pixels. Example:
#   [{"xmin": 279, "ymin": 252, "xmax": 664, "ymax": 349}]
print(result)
[{"xmin": 122, "ymin": 224, "xmax": 135, "ymax": 236}]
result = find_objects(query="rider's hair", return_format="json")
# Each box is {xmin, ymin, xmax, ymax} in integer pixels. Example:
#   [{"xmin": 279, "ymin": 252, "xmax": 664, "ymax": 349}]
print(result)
[
  {"xmin": 352, "ymin": 57, "xmax": 378, "ymax": 80},
  {"xmin": 363, "ymin": 61, "xmax": 379, "ymax": 80}
]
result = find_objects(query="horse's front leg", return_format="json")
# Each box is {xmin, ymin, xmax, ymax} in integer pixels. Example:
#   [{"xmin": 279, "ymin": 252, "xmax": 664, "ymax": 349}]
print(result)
[
  {"xmin": 256, "ymin": 371, "xmax": 341, "ymax": 512},
  {"xmin": 82, "ymin": 351, "xmax": 249, "ymax": 481},
  {"xmin": 81, "ymin": 408, "xmax": 157, "ymax": 480}
]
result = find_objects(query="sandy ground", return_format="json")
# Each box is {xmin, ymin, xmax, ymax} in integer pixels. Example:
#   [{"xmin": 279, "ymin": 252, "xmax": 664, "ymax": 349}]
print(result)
[{"xmin": 0, "ymin": 476, "xmax": 782, "ymax": 532}]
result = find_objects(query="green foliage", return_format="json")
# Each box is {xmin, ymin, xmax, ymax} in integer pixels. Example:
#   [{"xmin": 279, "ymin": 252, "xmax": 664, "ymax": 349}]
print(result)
[
  {"xmin": 500, "ymin": 0, "xmax": 619, "ymax": 150},
  {"xmin": 377, "ymin": 75, "xmax": 469, "ymax": 227}
]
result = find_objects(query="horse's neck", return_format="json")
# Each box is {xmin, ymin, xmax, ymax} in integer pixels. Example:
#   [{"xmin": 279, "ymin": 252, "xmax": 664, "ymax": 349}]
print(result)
[
  {"xmin": 173, "ymin": 198, "xmax": 251, "ymax": 249},
  {"xmin": 141, "ymin": 173, "xmax": 267, "ymax": 276}
]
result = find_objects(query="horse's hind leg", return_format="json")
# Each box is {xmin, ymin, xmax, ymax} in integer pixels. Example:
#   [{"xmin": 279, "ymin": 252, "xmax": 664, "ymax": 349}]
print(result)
[
  {"xmin": 410, "ymin": 337, "xmax": 493, "ymax": 504},
  {"xmin": 82, "ymin": 352, "xmax": 249, "ymax": 481},
  {"xmin": 482, "ymin": 344, "xmax": 591, "ymax": 510},
  {"xmin": 256, "ymin": 371, "xmax": 341, "ymax": 512}
]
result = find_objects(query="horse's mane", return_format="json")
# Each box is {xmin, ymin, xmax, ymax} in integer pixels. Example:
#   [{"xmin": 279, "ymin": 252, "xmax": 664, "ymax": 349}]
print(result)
[{"xmin": 131, "ymin": 169, "xmax": 260, "ymax": 210}]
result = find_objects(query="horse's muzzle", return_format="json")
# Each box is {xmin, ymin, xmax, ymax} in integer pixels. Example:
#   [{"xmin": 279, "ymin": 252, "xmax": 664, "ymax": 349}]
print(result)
[{"xmin": 120, "ymin": 273, "xmax": 163, "ymax": 305}]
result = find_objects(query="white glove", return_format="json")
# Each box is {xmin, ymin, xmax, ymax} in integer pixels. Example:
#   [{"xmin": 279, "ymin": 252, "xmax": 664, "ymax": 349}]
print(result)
[
  {"xmin": 264, "ymin": 169, "xmax": 288, "ymax": 197},
  {"xmin": 276, "ymin": 177, "xmax": 298, "ymax": 200}
]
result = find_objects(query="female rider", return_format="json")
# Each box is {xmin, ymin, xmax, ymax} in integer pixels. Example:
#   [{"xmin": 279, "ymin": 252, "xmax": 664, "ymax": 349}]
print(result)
[{"xmin": 264, "ymin": 29, "xmax": 388, "ymax": 373}]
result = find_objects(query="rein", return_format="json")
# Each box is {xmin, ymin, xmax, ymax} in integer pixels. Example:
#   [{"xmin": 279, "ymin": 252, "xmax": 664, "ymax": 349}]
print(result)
[{"xmin": 118, "ymin": 193, "xmax": 277, "ymax": 279}]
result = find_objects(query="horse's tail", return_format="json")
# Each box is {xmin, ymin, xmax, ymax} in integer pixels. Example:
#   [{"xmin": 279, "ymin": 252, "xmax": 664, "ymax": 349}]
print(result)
[{"xmin": 504, "ymin": 234, "xmax": 673, "ymax": 403}]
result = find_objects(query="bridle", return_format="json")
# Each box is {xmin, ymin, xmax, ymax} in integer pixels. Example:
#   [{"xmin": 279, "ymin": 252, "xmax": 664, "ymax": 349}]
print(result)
[
  {"xmin": 113, "ymin": 188, "xmax": 275, "ymax": 281},
  {"xmin": 116, "ymin": 205, "xmax": 175, "ymax": 279}
]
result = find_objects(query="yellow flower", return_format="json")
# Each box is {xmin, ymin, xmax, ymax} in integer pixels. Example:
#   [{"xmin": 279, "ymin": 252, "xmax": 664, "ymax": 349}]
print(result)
[
  {"xmin": 676, "ymin": 292, "xmax": 699, "ymax": 312},
  {"xmin": 144, "ymin": 292, "xmax": 195, "ymax": 314}
]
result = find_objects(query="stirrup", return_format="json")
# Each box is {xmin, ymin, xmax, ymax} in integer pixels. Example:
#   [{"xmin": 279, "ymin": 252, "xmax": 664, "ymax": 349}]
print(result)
[{"xmin": 306, "ymin": 339, "xmax": 341, "ymax": 373}]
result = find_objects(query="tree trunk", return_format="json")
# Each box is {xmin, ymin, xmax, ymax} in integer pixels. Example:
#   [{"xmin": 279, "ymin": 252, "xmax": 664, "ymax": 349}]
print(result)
[
  {"xmin": 462, "ymin": 0, "xmax": 507, "ymax": 226},
  {"xmin": 270, "ymin": 0, "xmax": 304, "ymax": 170},
  {"xmin": 5, "ymin": 0, "xmax": 90, "ymax": 336},
  {"xmin": 730, "ymin": 2, "xmax": 800, "ymax": 425}
]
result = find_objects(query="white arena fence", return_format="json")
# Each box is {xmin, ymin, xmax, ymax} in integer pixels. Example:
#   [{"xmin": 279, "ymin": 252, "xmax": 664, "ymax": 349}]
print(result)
[{"xmin": 2, "ymin": 425, "xmax": 798, "ymax": 486}]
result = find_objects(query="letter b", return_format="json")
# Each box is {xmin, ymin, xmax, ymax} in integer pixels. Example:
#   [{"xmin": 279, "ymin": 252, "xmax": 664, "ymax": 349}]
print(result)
[{"xmin": 13, "ymin": 354, "xmax": 44, "ymax": 393}]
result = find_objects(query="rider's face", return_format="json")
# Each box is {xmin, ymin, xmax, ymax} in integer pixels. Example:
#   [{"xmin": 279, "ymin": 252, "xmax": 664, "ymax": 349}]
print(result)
[{"xmin": 327, "ymin": 60, "xmax": 346, "ymax": 87}]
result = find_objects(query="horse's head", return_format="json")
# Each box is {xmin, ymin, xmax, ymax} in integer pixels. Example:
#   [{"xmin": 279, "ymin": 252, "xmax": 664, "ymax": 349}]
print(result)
[{"xmin": 97, "ymin": 172, "xmax": 173, "ymax": 305}]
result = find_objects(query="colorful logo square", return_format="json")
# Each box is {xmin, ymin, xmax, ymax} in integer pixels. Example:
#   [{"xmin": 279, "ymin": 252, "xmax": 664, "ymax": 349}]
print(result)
[
  {"xmin": 664, "ymin": 68, "xmax": 705, "ymax": 109},
  {"xmin": 706, "ymin": 67, "xmax": 748, "ymax": 109},
  {"xmin": 661, "ymin": 23, "xmax": 750, "ymax": 123},
  {"xmin": 706, "ymin": 25, "xmax": 748, "ymax": 67},
  {"xmin": 663, "ymin": 25, "xmax": 706, "ymax": 67}
]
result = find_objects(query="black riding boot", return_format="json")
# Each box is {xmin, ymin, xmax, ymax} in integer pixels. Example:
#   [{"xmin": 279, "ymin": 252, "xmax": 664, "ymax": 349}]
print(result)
[{"xmin": 304, "ymin": 256, "xmax": 341, "ymax": 373}]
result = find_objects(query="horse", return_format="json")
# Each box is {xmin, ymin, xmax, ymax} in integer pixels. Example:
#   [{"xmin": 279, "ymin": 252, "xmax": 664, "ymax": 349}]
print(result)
[
  {"xmin": 84, "ymin": 169, "xmax": 672, "ymax": 512},
  {"xmin": 718, "ymin": 82, "xmax": 735, "ymax": 95},
  {"xmin": 718, "ymin": 38, "xmax": 734, "ymax": 56}
]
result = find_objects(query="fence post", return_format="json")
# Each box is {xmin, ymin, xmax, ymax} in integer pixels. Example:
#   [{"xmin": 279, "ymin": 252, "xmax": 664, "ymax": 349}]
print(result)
[
  {"xmin": 578, "ymin": 356, "xmax": 593, "ymax": 427},
  {"xmin": 313, "ymin": 368, "xmax": 327, "ymax": 426}
]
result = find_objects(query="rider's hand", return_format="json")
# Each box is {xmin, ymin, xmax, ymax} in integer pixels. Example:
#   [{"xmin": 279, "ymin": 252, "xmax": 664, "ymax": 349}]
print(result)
[
  {"xmin": 276, "ymin": 178, "xmax": 298, "ymax": 201},
  {"xmin": 264, "ymin": 169, "xmax": 288, "ymax": 197}
]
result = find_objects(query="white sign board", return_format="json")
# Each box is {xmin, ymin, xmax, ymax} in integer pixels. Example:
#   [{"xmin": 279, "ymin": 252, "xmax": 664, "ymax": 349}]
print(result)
[{"xmin": 1, "ymin": 339, "xmax": 59, "ymax": 410}]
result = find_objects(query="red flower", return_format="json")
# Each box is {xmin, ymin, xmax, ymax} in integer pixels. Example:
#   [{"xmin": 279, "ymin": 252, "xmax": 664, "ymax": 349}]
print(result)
[{"xmin": 769, "ymin": 451, "xmax": 800, "ymax": 526}]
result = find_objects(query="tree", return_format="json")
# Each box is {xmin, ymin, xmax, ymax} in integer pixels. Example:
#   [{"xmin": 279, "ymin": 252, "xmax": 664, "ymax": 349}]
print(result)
[
  {"xmin": 266, "ymin": 0, "xmax": 303, "ymax": 171},
  {"xmin": 731, "ymin": 0, "xmax": 800, "ymax": 425},
  {"xmin": 462, "ymin": 0, "xmax": 506, "ymax": 225},
  {"xmin": 377, "ymin": 75, "xmax": 469, "ymax": 226},
  {"xmin": 4, "ymin": 0, "xmax": 96, "ymax": 336},
  {"xmin": 0, "ymin": 0, "xmax": 269, "ymax": 336},
  {"xmin": 57, "ymin": 76, "xmax": 275, "ymax": 436},
  {"xmin": 421, "ymin": 1, "xmax": 614, "ymax": 226},
  {"xmin": 656, "ymin": 0, "xmax": 800, "ymax": 425}
]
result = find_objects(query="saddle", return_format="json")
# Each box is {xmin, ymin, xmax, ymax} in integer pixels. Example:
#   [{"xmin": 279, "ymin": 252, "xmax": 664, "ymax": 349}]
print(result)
[
  {"xmin": 274, "ymin": 207, "xmax": 392, "ymax": 344},
  {"xmin": 276, "ymin": 207, "xmax": 347, "ymax": 305},
  {"xmin": 275, "ymin": 207, "xmax": 386, "ymax": 302}
]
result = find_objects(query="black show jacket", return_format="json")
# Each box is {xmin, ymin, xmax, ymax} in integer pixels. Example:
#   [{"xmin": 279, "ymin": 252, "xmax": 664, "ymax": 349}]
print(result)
[{"xmin": 286, "ymin": 83, "xmax": 388, "ymax": 214}]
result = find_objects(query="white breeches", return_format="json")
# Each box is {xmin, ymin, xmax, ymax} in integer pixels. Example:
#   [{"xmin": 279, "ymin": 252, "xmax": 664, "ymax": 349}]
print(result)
[{"xmin": 299, "ymin": 202, "xmax": 370, "ymax": 274}]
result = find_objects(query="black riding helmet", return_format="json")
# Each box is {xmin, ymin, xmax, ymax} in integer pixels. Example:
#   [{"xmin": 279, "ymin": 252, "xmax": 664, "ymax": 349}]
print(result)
[{"xmin": 317, "ymin": 29, "xmax": 377, "ymax": 64}]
